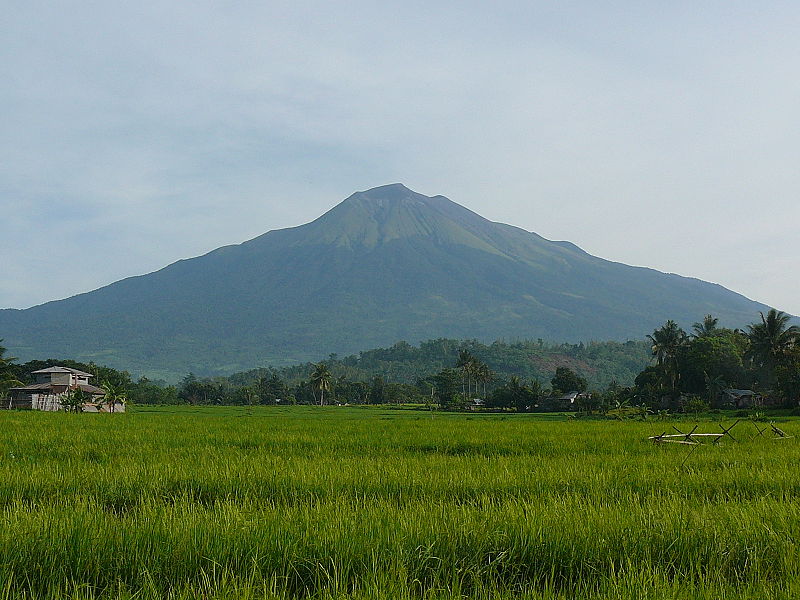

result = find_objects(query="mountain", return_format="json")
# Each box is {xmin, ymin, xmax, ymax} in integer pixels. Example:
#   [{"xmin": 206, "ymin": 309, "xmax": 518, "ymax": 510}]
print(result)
[{"xmin": 0, "ymin": 184, "xmax": 776, "ymax": 379}]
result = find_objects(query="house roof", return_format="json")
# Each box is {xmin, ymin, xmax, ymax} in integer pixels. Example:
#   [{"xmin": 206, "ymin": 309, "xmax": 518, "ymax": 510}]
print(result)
[
  {"xmin": 10, "ymin": 382, "xmax": 106, "ymax": 395},
  {"xmin": 724, "ymin": 389, "xmax": 759, "ymax": 396},
  {"xmin": 32, "ymin": 366, "xmax": 94, "ymax": 377},
  {"xmin": 76, "ymin": 384, "xmax": 106, "ymax": 395},
  {"xmin": 10, "ymin": 382, "xmax": 55, "ymax": 391}
]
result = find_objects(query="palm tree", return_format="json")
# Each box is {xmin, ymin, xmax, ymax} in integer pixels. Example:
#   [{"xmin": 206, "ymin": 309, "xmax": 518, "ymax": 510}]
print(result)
[
  {"xmin": 475, "ymin": 362, "xmax": 493, "ymax": 398},
  {"xmin": 747, "ymin": 309, "xmax": 799, "ymax": 374},
  {"xmin": 456, "ymin": 350, "xmax": 475, "ymax": 397},
  {"xmin": 0, "ymin": 341, "xmax": 22, "ymax": 406},
  {"xmin": 647, "ymin": 320, "xmax": 688, "ymax": 393},
  {"xmin": 310, "ymin": 363, "xmax": 332, "ymax": 406},
  {"xmin": 101, "ymin": 380, "xmax": 127, "ymax": 413},
  {"xmin": 703, "ymin": 371, "xmax": 727, "ymax": 405},
  {"xmin": 692, "ymin": 314, "xmax": 719, "ymax": 338},
  {"xmin": 61, "ymin": 387, "xmax": 90, "ymax": 413},
  {"xmin": 0, "ymin": 340, "xmax": 15, "ymax": 368}
]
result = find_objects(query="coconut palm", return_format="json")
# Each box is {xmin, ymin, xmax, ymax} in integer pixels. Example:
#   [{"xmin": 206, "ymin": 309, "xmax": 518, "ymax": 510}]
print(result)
[
  {"xmin": 703, "ymin": 371, "xmax": 727, "ymax": 404},
  {"xmin": 456, "ymin": 350, "xmax": 475, "ymax": 396},
  {"xmin": 747, "ymin": 309, "xmax": 799, "ymax": 372},
  {"xmin": 0, "ymin": 341, "xmax": 22, "ymax": 403},
  {"xmin": 474, "ymin": 362, "xmax": 493, "ymax": 398},
  {"xmin": 310, "ymin": 363, "xmax": 332, "ymax": 406},
  {"xmin": 692, "ymin": 314, "xmax": 719, "ymax": 338},
  {"xmin": 101, "ymin": 380, "xmax": 127, "ymax": 413},
  {"xmin": 647, "ymin": 320, "xmax": 688, "ymax": 392}
]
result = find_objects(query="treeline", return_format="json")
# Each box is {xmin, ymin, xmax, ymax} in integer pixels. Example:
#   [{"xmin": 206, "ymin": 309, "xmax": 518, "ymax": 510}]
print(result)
[
  {"xmin": 173, "ymin": 354, "xmax": 595, "ymax": 410},
  {"xmin": 4, "ymin": 309, "xmax": 798, "ymax": 412},
  {"xmin": 1, "ymin": 336, "xmax": 648, "ymax": 408},
  {"xmin": 231, "ymin": 338, "xmax": 649, "ymax": 389},
  {"xmin": 634, "ymin": 310, "xmax": 800, "ymax": 408},
  {"xmin": 168, "ymin": 338, "xmax": 649, "ymax": 408},
  {"xmin": 448, "ymin": 310, "xmax": 800, "ymax": 414}
]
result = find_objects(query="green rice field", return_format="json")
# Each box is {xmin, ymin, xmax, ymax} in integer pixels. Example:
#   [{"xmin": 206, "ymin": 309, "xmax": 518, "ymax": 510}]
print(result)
[{"xmin": 0, "ymin": 406, "xmax": 798, "ymax": 599}]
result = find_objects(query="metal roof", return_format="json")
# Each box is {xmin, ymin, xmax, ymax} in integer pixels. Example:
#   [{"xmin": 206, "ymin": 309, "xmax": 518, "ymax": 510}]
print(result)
[
  {"xmin": 10, "ymin": 382, "xmax": 105, "ymax": 395},
  {"xmin": 724, "ymin": 389, "xmax": 759, "ymax": 396},
  {"xmin": 31, "ymin": 366, "xmax": 94, "ymax": 377},
  {"xmin": 10, "ymin": 382, "xmax": 55, "ymax": 391}
]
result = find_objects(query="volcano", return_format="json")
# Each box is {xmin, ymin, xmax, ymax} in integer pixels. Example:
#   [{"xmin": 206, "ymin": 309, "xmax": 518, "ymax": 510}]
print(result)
[{"xmin": 0, "ymin": 184, "xmax": 773, "ymax": 378}]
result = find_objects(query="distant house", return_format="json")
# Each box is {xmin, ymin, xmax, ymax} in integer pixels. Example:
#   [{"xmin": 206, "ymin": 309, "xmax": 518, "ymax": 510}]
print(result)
[
  {"xmin": 6, "ymin": 366, "xmax": 122, "ymax": 412},
  {"xmin": 718, "ymin": 389, "xmax": 762, "ymax": 409},
  {"xmin": 537, "ymin": 391, "xmax": 590, "ymax": 412}
]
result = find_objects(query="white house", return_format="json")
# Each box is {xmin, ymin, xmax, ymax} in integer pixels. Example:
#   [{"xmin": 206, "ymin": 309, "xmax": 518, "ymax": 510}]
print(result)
[{"xmin": 7, "ymin": 366, "xmax": 123, "ymax": 412}]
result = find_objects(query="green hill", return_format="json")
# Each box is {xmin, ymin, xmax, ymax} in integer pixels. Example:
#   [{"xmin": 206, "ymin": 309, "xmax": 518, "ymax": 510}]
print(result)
[
  {"xmin": 229, "ymin": 338, "xmax": 652, "ymax": 392},
  {"xmin": 0, "ymin": 184, "xmax": 776, "ymax": 379}
]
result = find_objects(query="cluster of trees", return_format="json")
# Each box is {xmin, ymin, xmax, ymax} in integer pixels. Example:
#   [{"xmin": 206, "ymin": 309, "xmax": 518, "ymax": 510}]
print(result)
[
  {"xmin": 3, "ymin": 310, "xmax": 797, "ymax": 413},
  {"xmin": 174, "ymin": 368, "xmax": 429, "ymax": 407},
  {"xmin": 455, "ymin": 350, "xmax": 493, "ymax": 397},
  {"xmin": 635, "ymin": 310, "xmax": 800, "ymax": 407},
  {"xmin": 256, "ymin": 338, "xmax": 649, "ymax": 391},
  {"xmin": 480, "ymin": 367, "xmax": 586, "ymax": 411}
]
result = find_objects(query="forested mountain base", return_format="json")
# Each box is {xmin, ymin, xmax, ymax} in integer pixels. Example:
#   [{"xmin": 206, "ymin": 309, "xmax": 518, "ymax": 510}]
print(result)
[{"xmin": 233, "ymin": 338, "xmax": 650, "ymax": 389}]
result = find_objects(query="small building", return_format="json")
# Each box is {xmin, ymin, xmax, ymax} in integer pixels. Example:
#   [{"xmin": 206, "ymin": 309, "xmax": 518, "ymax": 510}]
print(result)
[
  {"xmin": 6, "ymin": 366, "xmax": 122, "ymax": 412},
  {"xmin": 537, "ymin": 391, "xmax": 591, "ymax": 412},
  {"xmin": 718, "ymin": 389, "xmax": 763, "ymax": 409}
]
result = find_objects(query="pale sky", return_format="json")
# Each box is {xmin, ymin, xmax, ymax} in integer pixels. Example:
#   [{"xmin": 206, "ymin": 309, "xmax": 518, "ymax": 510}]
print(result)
[{"xmin": 2, "ymin": 1, "xmax": 799, "ymax": 316}]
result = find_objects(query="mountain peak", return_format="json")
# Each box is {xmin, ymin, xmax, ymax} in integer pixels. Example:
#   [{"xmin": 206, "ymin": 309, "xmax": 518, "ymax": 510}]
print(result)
[
  {"xmin": 303, "ymin": 184, "xmax": 492, "ymax": 250},
  {"xmin": 344, "ymin": 183, "xmax": 433, "ymax": 207},
  {"xmin": 354, "ymin": 183, "xmax": 417, "ymax": 198}
]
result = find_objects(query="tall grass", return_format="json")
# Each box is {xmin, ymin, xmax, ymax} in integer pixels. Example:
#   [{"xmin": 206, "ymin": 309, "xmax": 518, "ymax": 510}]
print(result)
[{"xmin": 0, "ymin": 407, "xmax": 797, "ymax": 598}]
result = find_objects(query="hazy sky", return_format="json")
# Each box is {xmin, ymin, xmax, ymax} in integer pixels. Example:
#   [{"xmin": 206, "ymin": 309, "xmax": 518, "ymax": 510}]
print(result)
[{"xmin": 2, "ymin": 1, "xmax": 799, "ymax": 316}]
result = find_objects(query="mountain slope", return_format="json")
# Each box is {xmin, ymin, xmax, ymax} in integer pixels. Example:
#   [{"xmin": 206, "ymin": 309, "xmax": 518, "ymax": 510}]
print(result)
[{"xmin": 0, "ymin": 184, "xmax": 775, "ymax": 378}]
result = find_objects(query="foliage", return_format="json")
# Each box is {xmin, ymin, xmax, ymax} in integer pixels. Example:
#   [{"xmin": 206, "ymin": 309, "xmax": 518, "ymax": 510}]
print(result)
[
  {"xmin": 550, "ymin": 366, "xmax": 587, "ymax": 394},
  {"xmin": 680, "ymin": 395, "xmax": 710, "ymax": 414},
  {"xmin": 100, "ymin": 379, "xmax": 127, "ymax": 412},
  {"xmin": 0, "ymin": 339, "xmax": 22, "ymax": 397},
  {"xmin": 60, "ymin": 387, "xmax": 90, "ymax": 413},
  {"xmin": 127, "ymin": 377, "xmax": 179, "ymax": 405},
  {"xmin": 431, "ymin": 368, "xmax": 462, "ymax": 409},
  {"xmin": 636, "ymin": 312, "xmax": 800, "ymax": 410},
  {"xmin": 488, "ymin": 376, "xmax": 542, "ymax": 412},
  {"xmin": 677, "ymin": 331, "xmax": 747, "ymax": 395},
  {"xmin": 692, "ymin": 314, "xmax": 719, "ymax": 337},
  {"xmin": 776, "ymin": 348, "xmax": 800, "ymax": 406},
  {"xmin": 747, "ymin": 309, "xmax": 800, "ymax": 389},
  {"xmin": 233, "ymin": 338, "xmax": 651, "ymax": 392},
  {"xmin": 647, "ymin": 320, "xmax": 688, "ymax": 393},
  {"xmin": 310, "ymin": 363, "xmax": 332, "ymax": 406},
  {"xmin": 256, "ymin": 373, "xmax": 287, "ymax": 404}
]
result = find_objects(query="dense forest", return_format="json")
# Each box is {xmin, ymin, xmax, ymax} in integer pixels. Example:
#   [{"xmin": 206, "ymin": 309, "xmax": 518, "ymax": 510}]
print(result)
[
  {"xmin": 229, "ymin": 338, "xmax": 649, "ymax": 388},
  {"xmin": 1, "ymin": 309, "xmax": 798, "ymax": 412}
]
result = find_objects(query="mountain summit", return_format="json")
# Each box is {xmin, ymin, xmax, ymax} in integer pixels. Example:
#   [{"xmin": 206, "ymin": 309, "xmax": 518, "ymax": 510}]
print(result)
[{"xmin": 0, "ymin": 185, "xmax": 773, "ymax": 378}]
